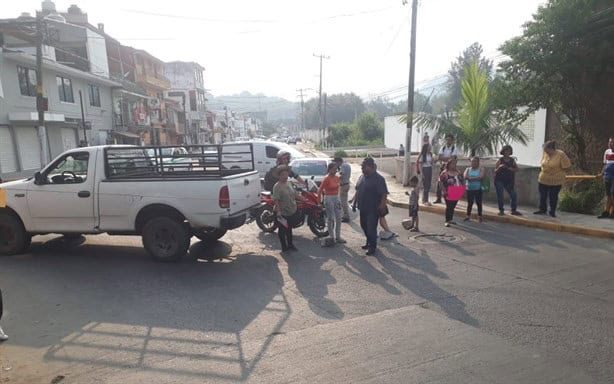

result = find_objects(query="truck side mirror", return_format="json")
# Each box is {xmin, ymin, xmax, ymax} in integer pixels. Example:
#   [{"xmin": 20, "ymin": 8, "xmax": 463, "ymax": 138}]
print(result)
[{"xmin": 34, "ymin": 171, "xmax": 45, "ymax": 185}]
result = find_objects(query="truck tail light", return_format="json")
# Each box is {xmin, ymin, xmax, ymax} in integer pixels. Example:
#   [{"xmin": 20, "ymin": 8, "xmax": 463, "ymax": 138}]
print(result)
[{"xmin": 219, "ymin": 186, "xmax": 230, "ymax": 208}]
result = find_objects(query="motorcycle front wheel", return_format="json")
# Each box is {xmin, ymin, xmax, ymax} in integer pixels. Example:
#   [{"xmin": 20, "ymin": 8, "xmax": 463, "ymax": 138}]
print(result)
[
  {"xmin": 307, "ymin": 209, "xmax": 329, "ymax": 238},
  {"xmin": 256, "ymin": 206, "xmax": 278, "ymax": 233}
]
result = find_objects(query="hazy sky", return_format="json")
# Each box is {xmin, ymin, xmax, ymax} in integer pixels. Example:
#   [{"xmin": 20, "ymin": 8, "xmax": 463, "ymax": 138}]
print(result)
[{"xmin": 2, "ymin": 0, "xmax": 545, "ymax": 101}]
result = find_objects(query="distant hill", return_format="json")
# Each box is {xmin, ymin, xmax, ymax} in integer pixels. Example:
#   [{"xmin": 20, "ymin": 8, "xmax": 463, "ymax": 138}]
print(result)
[{"xmin": 206, "ymin": 91, "xmax": 298, "ymax": 121}]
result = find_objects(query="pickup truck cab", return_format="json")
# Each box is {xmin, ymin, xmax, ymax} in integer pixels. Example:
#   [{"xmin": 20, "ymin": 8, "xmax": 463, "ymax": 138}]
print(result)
[{"xmin": 0, "ymin": 144, "xmax": 261, "ymax": 261}]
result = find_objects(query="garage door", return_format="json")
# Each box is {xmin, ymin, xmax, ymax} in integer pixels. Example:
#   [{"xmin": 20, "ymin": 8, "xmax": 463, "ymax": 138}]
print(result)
[
  {"xmin": 15, "ymin": 127, "xmax": 42, "ymax": 170},
  {"xmin": 0, "ymin": 127, "xmax": 18, "ymax": 173},
  {"xmin": 61, "ymin": 127, "xmax": 77, "ymax": 152}
]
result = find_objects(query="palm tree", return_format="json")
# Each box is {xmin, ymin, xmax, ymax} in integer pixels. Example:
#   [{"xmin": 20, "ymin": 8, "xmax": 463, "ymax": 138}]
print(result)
[{"xmin": 402, "ymin": 62, "xmax": 527, "ymax": 157}]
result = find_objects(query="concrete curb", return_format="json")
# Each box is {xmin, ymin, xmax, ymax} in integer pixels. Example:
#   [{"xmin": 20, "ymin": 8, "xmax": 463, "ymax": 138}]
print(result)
[{"xmin": 388, "ymin": 198, "xmax": 614, "ymax": 240}]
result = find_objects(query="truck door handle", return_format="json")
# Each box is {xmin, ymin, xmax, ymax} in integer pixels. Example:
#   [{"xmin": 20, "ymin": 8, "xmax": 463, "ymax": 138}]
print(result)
[{"xmin": 78, "ymin": 191, "xmax": 91, "ymax": 198}]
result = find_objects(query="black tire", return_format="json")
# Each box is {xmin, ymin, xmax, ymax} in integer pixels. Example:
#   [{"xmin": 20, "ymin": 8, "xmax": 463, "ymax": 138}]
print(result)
[
  {"xmin": 0, "ymin": 213, "xmax": 31, "ymax": 255},
  {"xmin": 308, "ymin": 209, "xmax": 329, "ymax": 238},
  {"xmin": 194, "ymin": 227, "xmax": 227, "ymax": 242},
  {"xmin": 141, "ymin": 217, "xmax": 190, "ymax": 262},
  {"xmin": 256, "ymin": 206, "xmax": 278, "ymax": 233}
]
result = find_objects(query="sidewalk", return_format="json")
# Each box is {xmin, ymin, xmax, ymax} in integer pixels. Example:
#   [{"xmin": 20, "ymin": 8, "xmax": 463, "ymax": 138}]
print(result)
[
  {"xmin": 298, "ymin": 143, "xmax": 614, "ymax": 239},
  {"xmin": 346, "ymin": 163, "xmax": 614, "ymax": 240}
]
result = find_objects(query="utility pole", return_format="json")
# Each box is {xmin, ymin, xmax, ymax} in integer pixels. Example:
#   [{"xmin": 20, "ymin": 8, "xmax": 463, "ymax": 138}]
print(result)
[
  {"xmin": 36, "ymin": 15, "xmax": 50, "ymax": 166},
  {"xmin": 402, "ymin": 0, "xmax": 418, "ymax": 186},
  {"xmin": 296, "ymin": 88, "xmax": 309, "ymax": 131},
  {"xmin": 78, "ymin": 90, "xmax": 87, "ymax": 146},
  {"xmin": 313, "ymin": 53, "xmax": 330, "ymax": 146},
  {"xmin": 323, "ymin": 92, "xmax": 328, "ymax": 148}
]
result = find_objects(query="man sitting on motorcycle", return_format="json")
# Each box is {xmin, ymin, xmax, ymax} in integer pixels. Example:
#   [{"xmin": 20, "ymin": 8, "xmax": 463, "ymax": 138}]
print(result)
[{"xmin": 264, "ymin": 150, "xmax": 305, "ymax": 191}]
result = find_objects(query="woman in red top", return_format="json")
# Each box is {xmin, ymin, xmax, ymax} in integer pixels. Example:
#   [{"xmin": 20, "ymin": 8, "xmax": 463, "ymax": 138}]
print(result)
[{"xmin": 318, "ymin": 162, "xmax": 345, "ymax": 243}]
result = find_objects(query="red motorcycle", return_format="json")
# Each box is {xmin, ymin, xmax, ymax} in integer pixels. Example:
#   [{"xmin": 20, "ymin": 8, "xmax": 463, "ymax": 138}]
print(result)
[{"xmin": 255, "ymin": 180, "xmax": 328, "ymax": 238}]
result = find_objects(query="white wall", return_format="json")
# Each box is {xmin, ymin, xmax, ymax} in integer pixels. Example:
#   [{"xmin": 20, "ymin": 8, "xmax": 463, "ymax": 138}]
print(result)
[
  {"xmin": 384, "ymin": 110, "xmax": 546, "ymax": 166},
  {"xmin": 384, "ymin": 115, "xmax": 435, "ymax": 153},
  {"xmin": 86, "ymin": 29, "xmax": 110, "ymax": 78},
  {"xmin": 507, "ymin": 108, "xmax": 547, "ymax": 167}
]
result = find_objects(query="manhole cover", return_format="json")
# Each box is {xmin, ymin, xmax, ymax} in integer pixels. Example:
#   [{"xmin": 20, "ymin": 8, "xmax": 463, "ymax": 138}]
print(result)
[{"xmin": 411, "ymin": 233, "xmax": 464, "ymax": 244}]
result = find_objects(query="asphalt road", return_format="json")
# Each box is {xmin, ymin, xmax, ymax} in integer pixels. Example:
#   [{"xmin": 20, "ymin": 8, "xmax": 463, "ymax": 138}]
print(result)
[{"xmin": 1, "ymin": 206, "xmax": 613, "ymax": 383}]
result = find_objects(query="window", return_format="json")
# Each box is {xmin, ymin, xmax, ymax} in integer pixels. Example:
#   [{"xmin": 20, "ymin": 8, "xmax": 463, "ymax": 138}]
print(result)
[
  {"xmin": 17, "ymin": 66, "xmax": 37, "ymax": 96},
  {"xmin": 44, "ymin": 153, "xmax": 89, "ymax": 184},
  {"xmin": 57, "ymin": 76, "xmax": 74, "ymax": 103},
  {"xmin": 88, "ymin": 84, "xmax": 101, "ymax": 107},
  {"xmin": 265, "ymin": 146, "xmax": 279, "ymax": 159},
  {"xmin": 189, "ymin": 90, "xmax": 197, "ymax": 111}
]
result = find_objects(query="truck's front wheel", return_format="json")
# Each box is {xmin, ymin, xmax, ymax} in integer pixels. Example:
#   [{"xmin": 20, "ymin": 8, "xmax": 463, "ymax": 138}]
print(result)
[
  {"xmin": 0, "ymin": 213, "xmax": 31, "ymax": 255},
  {"xmin": 142, "ymin": 217, "xmax": 190, "ymax": 262}
]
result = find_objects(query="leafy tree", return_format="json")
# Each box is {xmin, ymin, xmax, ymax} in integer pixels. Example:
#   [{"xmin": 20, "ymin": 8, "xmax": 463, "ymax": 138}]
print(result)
[
  {"xmin": 499, "ymin": 0, "xmax": 614, "ymax": 170},
  {"xmin": 445, "ymin": 43, "xmax": 494, "ymax": 108},
  {"xmin": 327, "ymin": 123, "xmax": 353, "ymax": 145},
  {"xmin": 355, "ymin": 112, "xmax": 384, "ymax": 141},
  {"xmin": 410, "ymin": 63, "xmax": 527, "ymax": 157},
  {"xmin": 303, "ymin": 93, "xmax": 366, "ymax": 129}
]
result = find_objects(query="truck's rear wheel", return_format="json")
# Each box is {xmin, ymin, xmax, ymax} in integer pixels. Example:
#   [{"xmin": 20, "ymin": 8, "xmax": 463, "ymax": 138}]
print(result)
[
  {"xmin": 142, "ymin": 217, "xmax": 190, "ymax": 262},
  {"xmin": 194, "ymin": 227, "xmax": 227, "ymax": 242},
  {"xmin": 0, "ymin": 213, "xmax": 31, "ymax": 255}
]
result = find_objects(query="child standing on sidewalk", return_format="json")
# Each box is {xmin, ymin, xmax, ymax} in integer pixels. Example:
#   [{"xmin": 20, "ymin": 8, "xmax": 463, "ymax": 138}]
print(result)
[
  {"xmin": 318, "ymin": 162, "xmax": 345, "ymax": 244},
  {"xmin": 404, "ymin": 176, "xmax": 420, "ymax": 232}
]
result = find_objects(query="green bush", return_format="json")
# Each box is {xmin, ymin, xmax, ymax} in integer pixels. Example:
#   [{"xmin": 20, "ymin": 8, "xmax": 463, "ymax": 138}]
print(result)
[
  {"xmin": 559, "ymin": 179, "xmax": 605, "ymax": 215},
  {"xmin": 334, "ymin": 150, "xmax": 348, "ymax": 158}
]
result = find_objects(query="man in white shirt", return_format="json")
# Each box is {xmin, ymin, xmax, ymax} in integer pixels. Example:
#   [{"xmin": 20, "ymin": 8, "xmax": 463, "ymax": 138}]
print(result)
[
  {"xmin": 335, "ymin": 157, "xmax": 352, "ymax": 222},
  {"xmin": 435, "ymin": 134, "xmax": 459, "ymax": 203}
]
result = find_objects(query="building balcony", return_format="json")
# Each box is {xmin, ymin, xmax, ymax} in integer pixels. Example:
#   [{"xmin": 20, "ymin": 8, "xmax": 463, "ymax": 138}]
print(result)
[{"xmin": 135, "ymin": 72, "xmax": 171, "ymax": 90}]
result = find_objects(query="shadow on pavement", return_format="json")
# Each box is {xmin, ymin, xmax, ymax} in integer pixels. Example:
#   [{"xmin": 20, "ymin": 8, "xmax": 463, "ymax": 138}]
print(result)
[
  {"xmin": 1, "ymin": 236, "xmax": 290, "ymax": 382},
  {"xmin": 377, "ymin": 244, "xmax": 479, "ymax": 328}
]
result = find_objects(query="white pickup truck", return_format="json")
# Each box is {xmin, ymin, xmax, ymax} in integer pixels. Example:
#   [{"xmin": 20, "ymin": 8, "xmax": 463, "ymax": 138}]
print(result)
[{"xmin": 0, "ymin": 143, "xmax": 261, "ymax": 261}]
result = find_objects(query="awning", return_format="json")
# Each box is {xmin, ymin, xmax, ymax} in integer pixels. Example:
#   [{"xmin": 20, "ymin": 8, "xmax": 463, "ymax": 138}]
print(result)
[{"xmin": 111, "ymin": 130, "xmax": 141, "ymax": 139}]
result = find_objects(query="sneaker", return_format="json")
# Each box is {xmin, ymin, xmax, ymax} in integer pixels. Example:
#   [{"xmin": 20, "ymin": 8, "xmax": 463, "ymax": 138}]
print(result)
[
  {"xmin": 463, "ymin": 216, "xmax": 471, "ymax": 222},
  {"xmin": 361, "ymin": 244, "xmax": 369, "ymax": 250},
  {"xmin": 498, "ymin": 211, "xmax": 505, "ymax": 216},
  {"xmin": 510, "ymin": 210, "xmax": 522, "ymax": 216},
  {"xmin": 444, "ymin": 222, "xmax": 451, "ymax": 227},
  {"xmin": 336, "ymin": 238, "xmax": 347, "ymax": 244},
  {"xmin": 409, "ymin": 228, "xmax": 419, "ymax": 232},
  {"xmin": 478, "ymin": 216, "xmax": 483, "ymax": 223},
  {"xmin": 288, "ymin": 244, "xmax": 298, "ymax": 251},
  {"xmin": 366, "ymin": 248, "xmax": 376, "ymax": 256},
  {"xmin": 597, "ymin": 212, "xmax": 610, "ymax": 219},
  {"xmin": 434, "ymin": 199, "xmax": 442, "ymax": 204},
  {"xmin": 533, "ymin": 210, "xmax": 547, "ymax": 215},
  {"xmin": 341, "ymin": 218, "xmax": 350, "ymax": 223},
  {"xmin": 0, "ymin": 326, "xmax": 8, "ymax": 342},
  {"xmin": 549, "ymin": 212, "xmax": 556, "ymax": 218},
  {"xmin": 449, "ymin": 221, "xmax": 457, "ymax": 225}
]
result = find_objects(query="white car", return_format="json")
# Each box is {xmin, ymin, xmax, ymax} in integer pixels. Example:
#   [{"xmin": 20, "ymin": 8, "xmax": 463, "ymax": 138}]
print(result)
[
  {"xmin": 226, "ymin": 140, "xmax": 305, "ymax": 177},
  {"xmin": 146, "ymin": 147, "xmax": 193, "ymax": 172},
  {"xmin": 289, "ymin": 157, "xmax": 333, "ymax": 186}
]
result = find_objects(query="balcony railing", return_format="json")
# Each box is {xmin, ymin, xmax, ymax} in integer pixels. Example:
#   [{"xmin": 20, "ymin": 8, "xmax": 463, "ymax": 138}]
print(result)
[{"xmin": 135, "ymin": 72, "xmax": 171, "ymax": 90}]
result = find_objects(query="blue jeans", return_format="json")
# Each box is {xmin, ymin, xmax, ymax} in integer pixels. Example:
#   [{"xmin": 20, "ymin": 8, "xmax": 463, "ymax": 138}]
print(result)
[
  {"xmin": 495, "ymin": 181, "xmax": 517, "ymax": 212},
  {"xmin": 359, "ymin": 209, "xmax": 379, "ymax": 250}
]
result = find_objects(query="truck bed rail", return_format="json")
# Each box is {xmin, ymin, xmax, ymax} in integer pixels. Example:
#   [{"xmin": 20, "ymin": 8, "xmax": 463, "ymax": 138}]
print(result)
[{"xmin": 104, "ymin": 144, "xmax": 255, "ymax": 180}]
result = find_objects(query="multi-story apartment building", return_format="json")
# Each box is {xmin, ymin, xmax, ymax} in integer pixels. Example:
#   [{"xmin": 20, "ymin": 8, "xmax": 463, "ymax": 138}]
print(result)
[
  {"xmin": 0, "ymin": 2, "xmax": 119, "ymax": 180},
  {"xmin": 164, "ymin": 61, "xmax": 207, "ymax": 144}
]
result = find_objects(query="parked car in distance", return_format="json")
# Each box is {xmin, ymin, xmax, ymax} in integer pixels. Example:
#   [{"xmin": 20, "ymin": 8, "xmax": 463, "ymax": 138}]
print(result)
[
  {"xmin": 286, "ymin": 136, "xmax": 297, "ymax": 144},
  {"xmin": 226, "ymin": 140, "xmax": 306, "ymax": 178},
  {"xmin": 289, "ymin": 157, "xmax": 332, "ymax": 186},
  {"xmin": 146, "ymin": 147, "xmax": 193, "ymax": 172}
]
